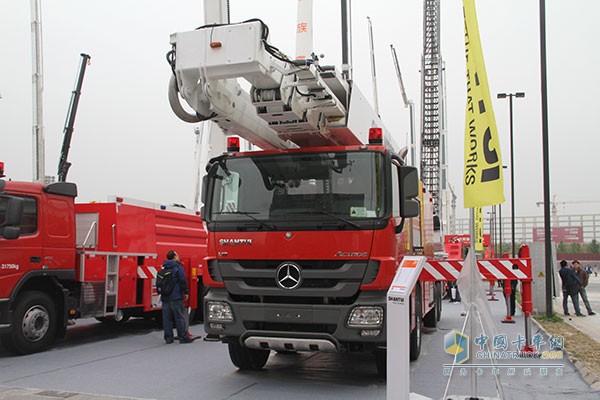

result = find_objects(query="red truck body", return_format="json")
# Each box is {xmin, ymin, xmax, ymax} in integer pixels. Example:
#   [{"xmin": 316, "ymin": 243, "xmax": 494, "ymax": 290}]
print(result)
[
  {"xmin": 199, "ymin": 145, "xmax": 443, "ymax": 376},
  {"xmin": 0, "ymin": 179, "xmax": 207, "ymax": 354}
]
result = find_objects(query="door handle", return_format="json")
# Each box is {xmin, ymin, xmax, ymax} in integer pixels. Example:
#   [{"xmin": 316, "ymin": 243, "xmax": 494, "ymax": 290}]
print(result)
[{"xmin": 30, "ymin": 256, "xmax": 41, "ymax": 263}]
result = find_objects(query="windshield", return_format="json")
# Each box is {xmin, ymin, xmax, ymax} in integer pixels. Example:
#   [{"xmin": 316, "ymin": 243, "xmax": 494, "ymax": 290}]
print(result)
[{"xmin": 208, "ymin": 151, "xmax": 385, "ymax": 224}]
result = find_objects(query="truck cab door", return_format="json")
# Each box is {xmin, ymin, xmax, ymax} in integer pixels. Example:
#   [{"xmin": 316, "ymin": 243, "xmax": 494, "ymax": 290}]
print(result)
[
  {"xmin": 42, "ymin": 196, "xmax": 76, "ymax": 272},
  {"xmin": 0, "ymin": 196, "xmax": 43, "ymax": 298}
]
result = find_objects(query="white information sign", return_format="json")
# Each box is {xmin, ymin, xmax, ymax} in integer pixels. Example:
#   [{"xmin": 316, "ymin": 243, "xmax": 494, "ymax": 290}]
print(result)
[{"xmin": 387, "ymin": 256, "xmax": 430, "ymax": 400}]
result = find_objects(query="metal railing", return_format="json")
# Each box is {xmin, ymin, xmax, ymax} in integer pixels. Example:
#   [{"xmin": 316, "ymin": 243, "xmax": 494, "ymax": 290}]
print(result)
[{"xmin": 455, "ymin": 214, "xmax": 600, "ymax": 243}]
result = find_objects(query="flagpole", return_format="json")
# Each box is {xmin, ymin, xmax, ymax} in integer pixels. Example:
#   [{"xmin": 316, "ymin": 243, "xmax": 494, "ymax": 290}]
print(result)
[
  {"xmin": 461, "ymin": 1, "xmax": 506, "ymax": 397},
  {"xmin": 469, "ymin": 207, "xmax": 477, "ymax": 397}
]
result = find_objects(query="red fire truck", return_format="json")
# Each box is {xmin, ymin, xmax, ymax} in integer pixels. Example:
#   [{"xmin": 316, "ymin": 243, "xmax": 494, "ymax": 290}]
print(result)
[
  {"xmin": 0, "ymin": 179, "xmax": 207, "ymax": 354},
  {"xmin": 167, "ymin": 12, "xmax": 445, "ymax": 376}
]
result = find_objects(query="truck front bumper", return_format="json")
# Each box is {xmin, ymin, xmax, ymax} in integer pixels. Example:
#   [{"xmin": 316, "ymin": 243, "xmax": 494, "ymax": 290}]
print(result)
[{"xmin": 203, "ymin": 288, "xmax": 387, "ymax": 352}]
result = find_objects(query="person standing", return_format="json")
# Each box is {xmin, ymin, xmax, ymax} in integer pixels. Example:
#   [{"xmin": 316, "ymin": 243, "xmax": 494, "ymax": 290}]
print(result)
[
  {"xmin": 573, "ymin": 260, "xmax": 596, "ymax": 316},
  {"xmin": 502, "ymin": 279, "xmax": 518, "ymax": 316},
  {"xmin": 558, "ymin": 260, "xmax": 584, "ymax": 317},
  {"xmin": 159, "ymin": 250, "xmax": 194, "ymax": 344}
]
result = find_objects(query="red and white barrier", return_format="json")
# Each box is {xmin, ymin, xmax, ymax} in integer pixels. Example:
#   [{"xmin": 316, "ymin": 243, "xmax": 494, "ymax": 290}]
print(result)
[
  {"xmin": 420, "ymin": 258, "xmax": 531, "ymax": 282},
  {"xmin": 418, "ymin": 252, "xmax": 535, "ymax": 353}
]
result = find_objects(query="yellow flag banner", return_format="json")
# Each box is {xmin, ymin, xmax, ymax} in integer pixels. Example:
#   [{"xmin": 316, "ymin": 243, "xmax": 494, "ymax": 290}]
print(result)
[{"xmin": 463, "ymin": 0, "xmax": 505, "ymax": 208}]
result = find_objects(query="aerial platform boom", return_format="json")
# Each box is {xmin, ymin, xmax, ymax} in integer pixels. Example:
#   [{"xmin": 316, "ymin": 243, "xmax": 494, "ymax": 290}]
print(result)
[{"xmin": 168, "ymin": 19, "xmax": 396, "ymax": 151}]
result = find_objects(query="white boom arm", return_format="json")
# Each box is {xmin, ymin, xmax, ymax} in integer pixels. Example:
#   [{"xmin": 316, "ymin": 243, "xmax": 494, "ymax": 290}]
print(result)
[{"xmin": 168, "ymin": 19, "xmax": 390, "ymax": 150}]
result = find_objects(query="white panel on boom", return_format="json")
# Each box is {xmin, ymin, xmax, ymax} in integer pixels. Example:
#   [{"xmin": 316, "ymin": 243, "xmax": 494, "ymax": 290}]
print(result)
[{"xmin": 167, "ymin": 9, "xmax": 399, "ymax": 151}]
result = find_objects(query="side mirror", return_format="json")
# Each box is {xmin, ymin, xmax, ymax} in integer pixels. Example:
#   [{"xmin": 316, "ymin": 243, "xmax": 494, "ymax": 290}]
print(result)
[
  {"xmin": 433, "ymin": 215, "xmax": 441, "ymax": 231},
  {"xmin": 201, "ymin": 175, "xmax": 208, "ymax": 205},
  {"xmin": 1, "ymin": 196, "xmax": 24, "ymax": 240},
  {"xmin": 399, "ymin": 166, "xmax": 420, "ymax": 218},
  {"xmin": 5, "ymin": 196, "xmax": 24, "ymax": 226},
  {"xmin": 3, "ymin": 226, "xmax": 21, "ymax": 240}
]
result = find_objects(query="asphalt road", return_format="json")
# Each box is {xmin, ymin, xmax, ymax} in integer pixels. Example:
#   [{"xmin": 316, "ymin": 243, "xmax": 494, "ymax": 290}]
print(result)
[
  {"xmin": 554, "ymin": 274, "xmax": 600, "ymax": 350},
  {"xmin": 581, "ymin": 274, "xmax": 600, "ymax": 314},
  {"xmin": 1, "ymin": 289, "xmax": 599, "ymax": 400}
]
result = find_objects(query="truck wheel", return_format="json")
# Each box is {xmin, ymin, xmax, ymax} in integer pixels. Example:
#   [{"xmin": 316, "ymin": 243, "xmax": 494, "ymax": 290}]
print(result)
[
  {"xmin": 228, "ymin": 340, "xmax": 270, "ymax": 370},
  {"xmin": 374, "ymin": 349, "xmax": 386, "ymax": 378},
  {"xmin": 436, "ymin": 282, "xmax": 443, "ymax": 322},
  {"xmin": 95, "ymin": 315, "xmax": 130, "ymax": 325},
  {"xmin": 423, "ymin": 307, "xmax": 437, "ymax": 328},
  {"xmin": 423, "ymin": 282, "xmax": 442, "ymax": 328},
  {"xmin": 1, "ymin": 291, "xmax": 57, "ymax": 355},
  {"xmin": 410, "ymin": 286, "xmax": 422, "ymax": 361}
]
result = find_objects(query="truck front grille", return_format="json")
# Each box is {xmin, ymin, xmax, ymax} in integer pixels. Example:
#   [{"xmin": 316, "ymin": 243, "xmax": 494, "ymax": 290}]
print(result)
[{"xmin": 217, "ymin": 259, "xmax": 367, "ymax": 303}]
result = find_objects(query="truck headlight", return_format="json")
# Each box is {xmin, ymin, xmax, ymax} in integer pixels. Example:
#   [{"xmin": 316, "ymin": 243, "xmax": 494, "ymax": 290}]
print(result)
[
  {"xmin": 347, "ymin": 306, "xmax": 384, "ymax": 328},
  {"xmin": 207, "ymin": 301, "xmax": 233, "ymax": 322}
]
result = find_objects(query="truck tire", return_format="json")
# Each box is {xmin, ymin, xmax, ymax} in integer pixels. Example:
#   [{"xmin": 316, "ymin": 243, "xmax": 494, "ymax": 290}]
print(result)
[
  {"xmin": 95, "ymin": 316, "xmax": 130, "ymax": 324},
  {"xmin": 95, "ymin": 308, "xmax": 130, "ymax": 324},
  {"xmin": 410, "ymin": 286, "xmax": 422, "ymax": 361},
  {"xmin": 423, "ymin": 306, "xmax": 437, "ymax": 328},
  {"xmin": 1, "ymin": 291, "xmax": 57, "ymax": 355},
  {"xmin": 228, "ymin": 340, "xmax": 270, "ymax": 370},
  {"xmin": 423, "ymin": 282, "xmax": 442, "ymax": 328},
  {"xmin": 436, "ymin": 281, "xmax": 443, "ymax": 322}
]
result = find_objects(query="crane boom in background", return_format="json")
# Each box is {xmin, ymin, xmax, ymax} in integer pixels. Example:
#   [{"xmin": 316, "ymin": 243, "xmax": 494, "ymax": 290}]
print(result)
[
  {"xmin": 57, "ymin": 53, "xmax": 91, "ymax": 182},
  {"xmin": 536, "ymin": 195, "xmax": 600, "ymax": 220}
]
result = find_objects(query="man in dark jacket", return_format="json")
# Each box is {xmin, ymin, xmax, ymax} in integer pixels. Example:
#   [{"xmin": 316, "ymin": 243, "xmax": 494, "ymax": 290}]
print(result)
[
  {"xmin": 160, "ymin": 250, "xmax": 193, "ymax": 343},
  {"xmin": 558, "ymin": 260, "xmax": 583, "ymax": 317},
  {"xmin": 573, "ymin": 260, "xmax": 596, "ymax": 316}
]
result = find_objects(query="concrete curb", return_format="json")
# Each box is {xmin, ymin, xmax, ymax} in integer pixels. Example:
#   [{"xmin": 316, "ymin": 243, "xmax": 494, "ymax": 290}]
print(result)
[{"xmin": 530, "ymin": 315, "xmax": 600, "ymax": 390}]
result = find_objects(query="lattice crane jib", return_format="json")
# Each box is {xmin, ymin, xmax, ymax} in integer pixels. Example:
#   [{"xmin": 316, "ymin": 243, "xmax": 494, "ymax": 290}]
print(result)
[{"xmin": 420, "ymin": 0, "xmax": 442, "ymax": 216}]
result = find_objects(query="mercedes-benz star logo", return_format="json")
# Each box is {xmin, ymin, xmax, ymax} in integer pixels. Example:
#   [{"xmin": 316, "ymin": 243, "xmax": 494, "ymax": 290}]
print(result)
[{"xmin": 276, "ymin": 262, "xmax": 302, "ymax": 290}]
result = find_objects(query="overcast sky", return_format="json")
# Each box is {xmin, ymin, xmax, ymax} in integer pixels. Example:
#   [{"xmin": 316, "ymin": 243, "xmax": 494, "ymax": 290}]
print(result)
[{"xmin": 1, "ymin": 1, "xmax": 599, "ymax": 223}]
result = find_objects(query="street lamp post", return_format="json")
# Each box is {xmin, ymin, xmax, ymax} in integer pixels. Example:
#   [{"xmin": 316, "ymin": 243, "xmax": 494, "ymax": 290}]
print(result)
[
  {"xmin": 497, "ymin": 92, "xmax": 525, "ymax": 257},
  {"xmin": 498, "ymin": 203, "xmax": 502, "ymax": 256},
  {"xmin": 487, "ymin": 209, "xmax": 495, "ymax": 257},
  {"xmin": 499, "ymin": 165, "xmax": 508, "ymax": 256}
]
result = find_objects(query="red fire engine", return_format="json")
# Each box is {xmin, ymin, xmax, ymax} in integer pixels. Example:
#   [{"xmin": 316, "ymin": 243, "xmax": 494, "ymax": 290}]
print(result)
[
  {"xmin": 0, "ymin": 179, "xmax": 207, "ymax": 354},
  {"xmin": 166, "ymin": 7, "xmax": 445, "ymax": 376}
]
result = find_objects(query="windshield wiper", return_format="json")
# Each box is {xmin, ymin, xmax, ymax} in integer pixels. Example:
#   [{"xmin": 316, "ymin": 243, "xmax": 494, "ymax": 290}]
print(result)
[
  {"xmin": 214, "ymin": 210, "xmax": 276, "ymax": 230},
  {"xmin": 293, "ymin": 210, "xmax": 362, "ymax": 229}
]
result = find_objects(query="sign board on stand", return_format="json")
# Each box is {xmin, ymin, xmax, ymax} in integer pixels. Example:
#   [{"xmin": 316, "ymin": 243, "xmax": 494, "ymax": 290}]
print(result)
[{"xmin": 387, "ymin": 256, "xmax": 431, "ymax": 400}]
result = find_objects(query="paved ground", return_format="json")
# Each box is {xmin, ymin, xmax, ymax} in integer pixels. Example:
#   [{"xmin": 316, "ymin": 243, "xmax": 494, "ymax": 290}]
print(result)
[
  {"xmin": 554, "ymin": 275, "xmax": 600, "ymax": 344},
  {"xmin": 0, "ymin": 388, "xmax": 146, "ymax": 400},
  {"xmin": 1, "ymin": 281, "xmax": 599, "ymax": 400}
]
